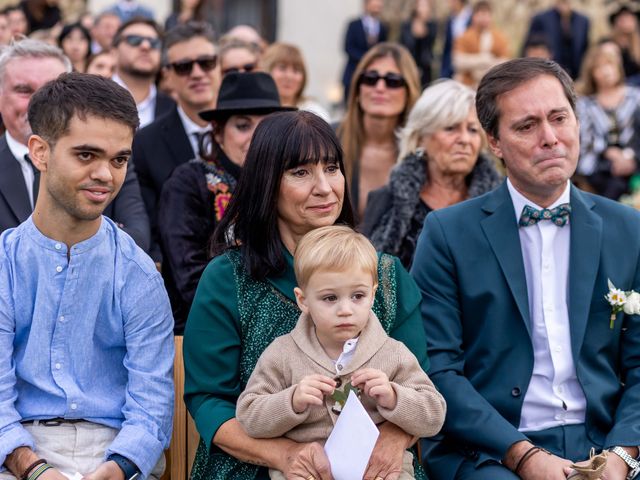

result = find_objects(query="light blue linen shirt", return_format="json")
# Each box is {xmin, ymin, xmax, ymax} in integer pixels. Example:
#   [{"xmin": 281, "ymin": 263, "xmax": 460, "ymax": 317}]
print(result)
[{"xmin": 0, "ymin": 216, "xmax": 174, "ymax": 479}]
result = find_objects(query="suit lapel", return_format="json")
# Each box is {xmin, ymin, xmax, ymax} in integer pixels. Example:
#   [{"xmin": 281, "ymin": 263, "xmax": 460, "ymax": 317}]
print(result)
[
  {"xmin": 162, "ymin": 108, "xmax": 196, "ymax": 167},
  {"xmin": 0, "ymin": 135, "xmax": 32, "ymax": 224},
  {"xmin": 567, "ymin": 186, "xmax": 601, "ymax": 360},
  {"xmin": 480, "ymin": 182, "xmax": 532, "ymax": 335}
]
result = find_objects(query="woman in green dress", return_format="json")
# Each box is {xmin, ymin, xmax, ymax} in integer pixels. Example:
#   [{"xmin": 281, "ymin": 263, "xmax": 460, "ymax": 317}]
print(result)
[{"xmin": 183, "ymin": 111, "xmax": 430, "ymax": 480}]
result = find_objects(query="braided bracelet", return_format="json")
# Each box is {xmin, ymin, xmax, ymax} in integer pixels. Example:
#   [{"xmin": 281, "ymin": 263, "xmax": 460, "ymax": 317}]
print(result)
[
  {"xmin": 27, "ymin": 463, "xmax": 52, "ymax": 480},
  {"xmin": 515, "ymin": 446, "xmax": 541, "ymax": 475},
  {"xmin": 20, "ymin": 459, "xmax": 46, "ymax": 480}
]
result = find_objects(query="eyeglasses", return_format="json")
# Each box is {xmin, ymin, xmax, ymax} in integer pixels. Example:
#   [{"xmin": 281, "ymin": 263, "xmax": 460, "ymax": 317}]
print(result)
[
  {"xmin": 221, "ymin": 63, "xmax": 256, "ymax": 76},
  {"xmin": 168, "ymin": 55, "xmax": 218, "ymax": 76},
  {"xmin": 358, "ymin": 70, "xmax": 406, "ymax": 89},
  {"xmin": 119, "ymin": 34, "xmax": 161, "ymax": 50}
]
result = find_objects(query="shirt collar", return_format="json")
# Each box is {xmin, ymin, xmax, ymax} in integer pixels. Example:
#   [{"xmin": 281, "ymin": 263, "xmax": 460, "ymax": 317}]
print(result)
[
  {"xmin": 507, "ymin": 178, "xmax": 571, "ymax": 223},
  {"xmin": 111, "ymin": 74, "xmax": 157, "ymax": 107},
  {"xmin": 177, "ymin": 104, "xmax": 211, "ymax": 137},
  {"xmin": 6, "ymin": 131, "xmax": 29, "ymax": 164},
  {"xmin": 24, "ymin": 215, "xmax": 109, "ymax": 254}
]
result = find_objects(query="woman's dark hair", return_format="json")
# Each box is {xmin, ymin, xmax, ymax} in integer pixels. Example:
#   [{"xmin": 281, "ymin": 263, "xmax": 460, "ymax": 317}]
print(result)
[
  {"xmin": 211, "ymin": 111, "xmax": 355, "ymax": 280},
  {"xmin": 57, "ymin": 22, "xmax": 91, "ymax": 60}
]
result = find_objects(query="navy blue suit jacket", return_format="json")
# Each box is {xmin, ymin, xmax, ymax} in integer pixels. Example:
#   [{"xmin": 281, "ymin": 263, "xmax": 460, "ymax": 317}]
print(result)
[
  {"xmin": 525, "ymin": 8, "xmax": 590, "ymax": 79},
  {"xmin": 412, "ymin": 182, "xmax": 640, "ymax": 479},
  {"xmin": 342, "ymin": 17, "xmax": 388, "ymax": 102}
]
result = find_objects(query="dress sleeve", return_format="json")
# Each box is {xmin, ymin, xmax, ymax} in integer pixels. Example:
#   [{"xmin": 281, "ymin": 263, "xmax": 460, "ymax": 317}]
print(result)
[
  {"xmin": 158, "ymin": 164, "xmax": 211, "ymax": 309},
  {"xmin": 183, "ymin": 253, "xmax": 242, "ymax": 452},
  {"xmin": 385, "ymin": 255, "xmax": 429, "ymax": 372}
]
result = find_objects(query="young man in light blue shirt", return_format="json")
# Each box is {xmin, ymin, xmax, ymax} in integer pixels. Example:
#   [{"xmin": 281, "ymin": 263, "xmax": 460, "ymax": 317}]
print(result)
[{"xmin": 0, "ymin": 72, "xmax": 174, "ymax": 480}]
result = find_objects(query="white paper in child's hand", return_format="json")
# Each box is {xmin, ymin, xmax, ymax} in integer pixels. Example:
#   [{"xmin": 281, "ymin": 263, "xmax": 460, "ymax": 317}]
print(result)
[{"xmin": 324, "ymin": 390, "xmax": 380, "ymax": 480}]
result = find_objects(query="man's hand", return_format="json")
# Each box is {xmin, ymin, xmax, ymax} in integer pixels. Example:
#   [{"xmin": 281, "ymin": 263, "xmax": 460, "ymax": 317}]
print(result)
[
  {"xmin": 586, "ymin": 447, "xmax": 638, "ymax": 480},
  {"xmin": 81, "ymin": 461, "xmax": 125, "ymax": 480},
  {"xmin": 40, "ymin": 470, "xmax": 74, "ymax": 480},
  {"xmin": 292, "ymin": 375, "xmax": 336, "ymax": 414},
  {"xmin": 362, "ymin": 422, "xmax": 412, "ymax": 480},
  {"xmin": 504, "ymin": 441, "xmax": 572, "ymax": 480},
  {"xmin": 351, "ymin": 368, "xmax": 397, "ymax": 410},
  {"xmin": 279, "ymin": 441, "xmax": 333, "ymax": 480}
]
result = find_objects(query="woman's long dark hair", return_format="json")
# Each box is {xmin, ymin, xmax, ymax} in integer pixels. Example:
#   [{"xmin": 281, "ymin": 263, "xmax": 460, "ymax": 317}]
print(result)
[{"xmin": 210, "ymin": 111, "xmax": 355, "ymax": 280}]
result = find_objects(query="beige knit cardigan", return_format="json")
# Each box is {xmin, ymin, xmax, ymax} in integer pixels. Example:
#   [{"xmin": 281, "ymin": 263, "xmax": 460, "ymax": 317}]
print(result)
[{"xmin": 236, "ymin": 311, "xmax": 446, "ymax": 443}]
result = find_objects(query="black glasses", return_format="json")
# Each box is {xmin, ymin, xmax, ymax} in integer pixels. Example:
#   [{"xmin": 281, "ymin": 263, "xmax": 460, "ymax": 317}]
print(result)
[
  {"xmin": 358, "ymin": 70, "xmax": 406, "ymax": 89},
  {"xmin": 221, "ymin": 63, "xmax": 256, "ymax": 76},
  {"xmin": 168, "ymin": 55, "xmax": 218, "ymax": 76},
  {"xmin": 120, "ymin": 34, "xmax": 161, "ymax": 50}
]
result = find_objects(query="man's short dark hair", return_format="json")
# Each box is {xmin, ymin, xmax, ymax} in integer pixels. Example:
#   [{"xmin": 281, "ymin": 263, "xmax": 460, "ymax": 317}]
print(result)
[
  {"xmin": 112, "ymin": 16, "xmax": 163, "ymax": 47},
  {"xmin": 473, "ymin": 0, "xmax": 491, "ymax": 13},
  {"xmin": 476, "ymin": 57, "xmax": 576, "ymax": 139},
  {"xmin": 28, "ymin": 72, "xmax": 139, "ymax": 145},
  {"xmin": 162, "ymin": 21, "xmax": 216, "ymax": 66}
]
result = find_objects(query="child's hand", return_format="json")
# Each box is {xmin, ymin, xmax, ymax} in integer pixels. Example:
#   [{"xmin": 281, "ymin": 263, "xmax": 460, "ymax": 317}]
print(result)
[
  {"xmin": 292, "ymin": 375, "xmax": 336, "ymax": 413},
  {"xmin": 351, "ymin": 368, "xmax": 397, "ymax": 409}
]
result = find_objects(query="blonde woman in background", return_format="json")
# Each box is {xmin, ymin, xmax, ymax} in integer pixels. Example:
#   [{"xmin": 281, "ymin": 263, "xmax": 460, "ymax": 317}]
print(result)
[
  {"xmin": 575, "ymin": 41, "xmax": 640, "ymax": 199},
  {"xmin": 259, "ymin": 42, "xmax": 330, "ymax": 122},
  {"xmin": 338, "ymin": 42, "xmax": 421, "ymax": 218}
]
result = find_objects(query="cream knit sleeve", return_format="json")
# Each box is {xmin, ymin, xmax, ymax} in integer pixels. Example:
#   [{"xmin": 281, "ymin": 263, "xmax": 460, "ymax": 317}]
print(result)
[{"xmin": 236, "ymin": 338, "xmax": 311, "ymax": 438}]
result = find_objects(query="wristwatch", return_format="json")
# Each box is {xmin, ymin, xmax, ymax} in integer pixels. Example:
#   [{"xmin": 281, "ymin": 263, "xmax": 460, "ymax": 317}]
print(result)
[
  {"xmin": 610, "ymin": 447, "xmax": 640, "ymax": 480},
  {"xmin": 107, "ymin": 454, "xmax": 140, "ymax": 480}
]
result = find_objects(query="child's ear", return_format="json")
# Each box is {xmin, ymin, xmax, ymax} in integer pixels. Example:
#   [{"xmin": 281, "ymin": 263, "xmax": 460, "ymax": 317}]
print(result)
[
  {"xmin": 369, "ymin": 283, "xmax": 378, "ymax": 307},
  {"xmin": 294, "ymin": 287, "xmax": 309, "ymax": 314}
]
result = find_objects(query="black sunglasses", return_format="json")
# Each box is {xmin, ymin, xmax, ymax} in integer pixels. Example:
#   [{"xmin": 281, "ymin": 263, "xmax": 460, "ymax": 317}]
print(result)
[
  {"xmin": 221, "ymin": 63, "xmax": 256, "ymax": 76},
  {"xmin": 168, "ymin": 55, "xmax": 218, "ymax": 76},
  {"xmin": 358, "ymin": 70, "xmax": 406, "ymax": 89},
  {"xmin": 120, "ymin": 34, "xmax": 161, "ymax": 50}
]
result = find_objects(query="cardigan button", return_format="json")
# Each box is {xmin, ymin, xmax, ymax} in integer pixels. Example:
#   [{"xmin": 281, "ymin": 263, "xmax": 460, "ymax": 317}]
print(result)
[{"xmin": 511, "ymin": 387, "xmax": 521, "ymax": 397}]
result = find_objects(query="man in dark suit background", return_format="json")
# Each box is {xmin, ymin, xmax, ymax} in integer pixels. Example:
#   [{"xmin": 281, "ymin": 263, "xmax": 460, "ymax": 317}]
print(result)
[
  {"xmin": 523, "ymin": 0, "xmax": 590, "ymax": 79},
  {"xmin": 112, "ymin": 17, "xmax": 174, "ymax": 128},
  {"xmin": 132, "ymin": 21, "xmax": 219, "ymax": 320},
  {"xmin": 341, "ymin": 0, "xmax": 387, "ymax": 103},
  {"xmin": 0, "ymin": 38, "xmax": 150, "ymax": 251},
  {"xmin": 413, "ymin": 58, "xmax": 640, "ymax": 479}
]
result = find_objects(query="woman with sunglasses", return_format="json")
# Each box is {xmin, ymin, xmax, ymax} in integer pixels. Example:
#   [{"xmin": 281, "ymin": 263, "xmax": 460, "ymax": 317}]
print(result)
[
  {"xmin": 361, "ymin": 79, "xmax": 502, "ymax": 268},
  {"xmin": 338, "ymin": 42, "xmax": 421, "ymax": 219},
  {"xmin": 259, "ymin": 42, "xmax": 330, "ymax": 122},
  {"xmin": 156, "ymin": 72, "xmax": 294, "ymax": 332}
]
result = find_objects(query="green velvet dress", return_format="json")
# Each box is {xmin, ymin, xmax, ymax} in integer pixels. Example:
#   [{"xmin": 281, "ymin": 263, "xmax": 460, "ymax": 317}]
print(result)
[{"xmin": 183, "ymin": 247, "xmax": 429, "ymax": 480}]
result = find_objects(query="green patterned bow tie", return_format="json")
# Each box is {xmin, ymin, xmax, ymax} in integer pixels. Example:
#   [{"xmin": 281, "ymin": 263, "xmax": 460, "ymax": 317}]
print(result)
[{"xmin": 519, "ymin": 203, "xmax": 572, "ymax": 227}]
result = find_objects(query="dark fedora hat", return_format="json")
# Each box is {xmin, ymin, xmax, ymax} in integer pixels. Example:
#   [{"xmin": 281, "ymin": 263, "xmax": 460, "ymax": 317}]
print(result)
[{"xmin": 199, "ymin": 71, "xmax": 296, "ymax": 122}]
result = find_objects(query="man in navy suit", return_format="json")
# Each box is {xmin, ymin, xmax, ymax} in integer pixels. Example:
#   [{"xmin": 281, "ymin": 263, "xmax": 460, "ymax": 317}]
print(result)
[
  {"xmin": 341, "ymin": 0, "xmax": 387, "ymax": 103},
  {"xmin": 523, "ymin": 0, "xmax": 589, "ymax": 79},
  {"xmin": 413, "ymin": 57, "xmax": 640, "ymax": 479}
]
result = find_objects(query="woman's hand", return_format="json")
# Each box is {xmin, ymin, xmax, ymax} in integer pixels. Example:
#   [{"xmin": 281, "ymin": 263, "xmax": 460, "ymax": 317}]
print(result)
[
  {"xmin": 605, "ymin": 147, "xmax": 636, "ymax": 177},
  {"xmin": 362, "ymin": 422, "xmax": 413, "ymax": 480},
  {"xmin": 352, "ymin": 368, "xmax": 397, "ymax": 410},
  {"xmin": 281, "ymin": 441, "xmax": 333, "ymax": 480},
  {"xmin": 292, "ymin": 374, "xmax": 336, "ymax": 413}
]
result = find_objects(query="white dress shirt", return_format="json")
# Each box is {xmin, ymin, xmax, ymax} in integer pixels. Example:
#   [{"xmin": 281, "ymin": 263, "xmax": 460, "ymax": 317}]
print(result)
[
  {"xmin": 6, "ymin": 132, "xmax": 34, "ymax": 208},
  {"xmin": 361, "ymin": 15, "xmax": 381, "ymax": 41},
  {"xmin": 112, "ymin": 74, "xmax": 157, "ymax": 128},
  {"xmin": 507, "ymin": 179, "xmax": 587, "ymax": 432},
  {"xmin": 177, "ymin": 105, "xmax": 212, "ymax": 159}
]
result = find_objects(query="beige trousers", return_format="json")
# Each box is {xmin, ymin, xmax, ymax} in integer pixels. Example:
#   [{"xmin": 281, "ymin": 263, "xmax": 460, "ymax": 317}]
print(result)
[
  {"xmin": 0, "ymin": 421, "xmax": 165, "ymax": 479},
  {"xmin": 269, "ymin": 449, "xmax": 415, "ymax": 480}
]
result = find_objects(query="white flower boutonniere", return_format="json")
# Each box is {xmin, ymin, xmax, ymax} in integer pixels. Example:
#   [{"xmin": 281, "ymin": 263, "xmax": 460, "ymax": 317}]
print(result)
[{"xmin": 606, "ymin": 279, "xmax": 640, "ymax": 329}]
